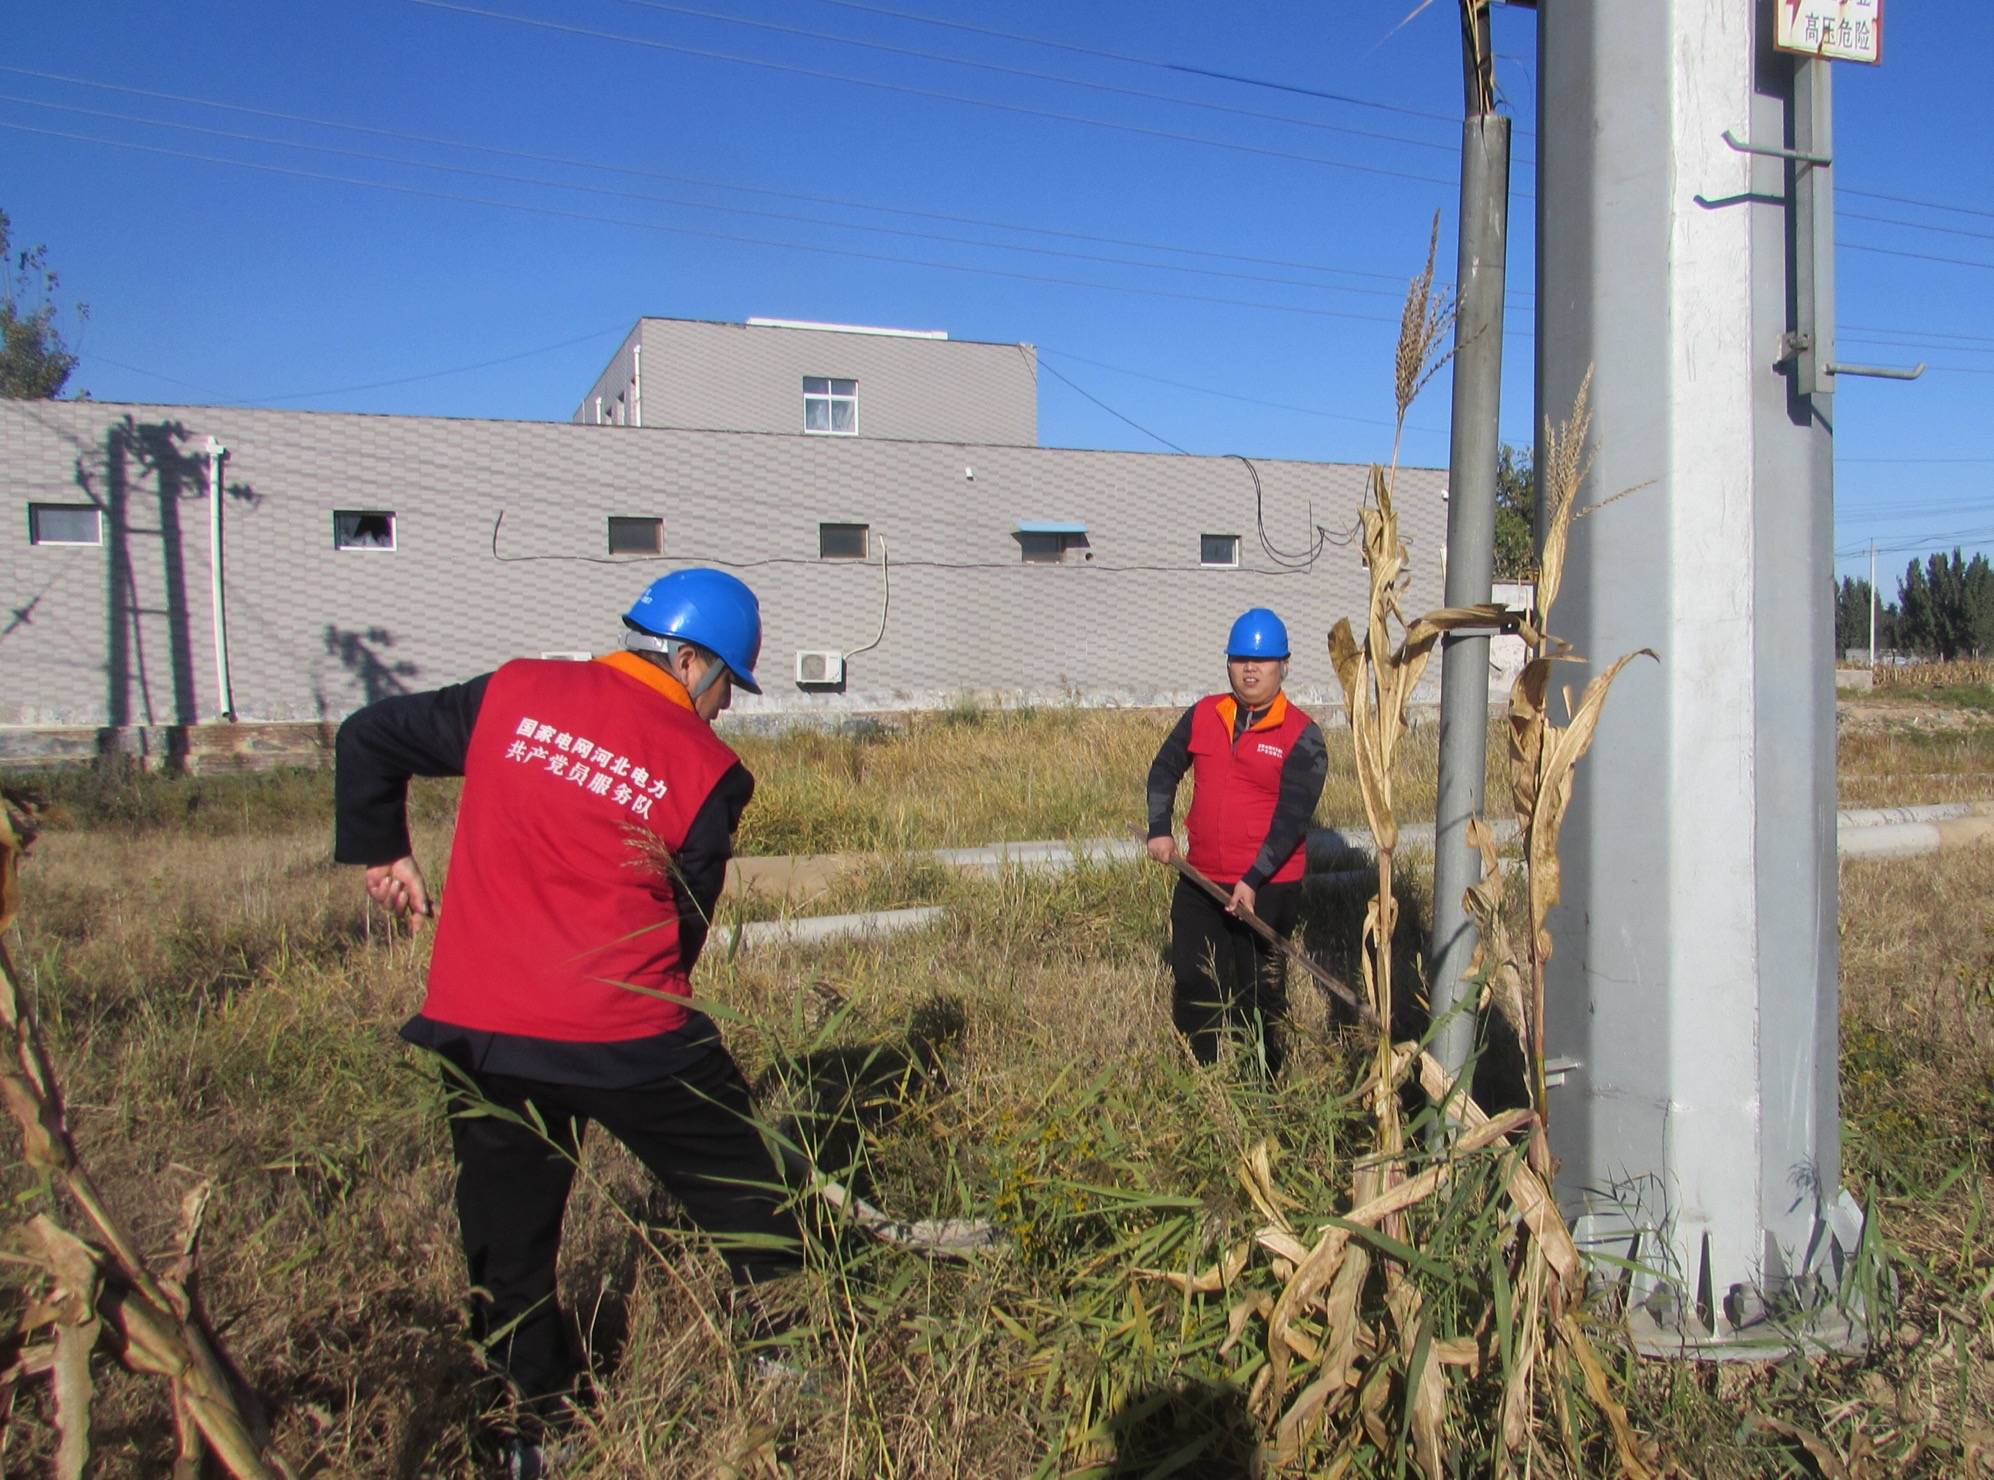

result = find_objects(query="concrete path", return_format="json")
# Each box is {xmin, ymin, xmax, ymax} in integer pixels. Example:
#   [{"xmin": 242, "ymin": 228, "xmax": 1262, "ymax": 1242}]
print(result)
[{"xmin": 721, "ymin": 801, "xmax": 1993, "ymax": 951}]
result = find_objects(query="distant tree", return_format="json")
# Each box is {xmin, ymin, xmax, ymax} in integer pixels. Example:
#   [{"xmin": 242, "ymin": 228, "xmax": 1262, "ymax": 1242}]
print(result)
[
  {"xmin": 1899, "ymin": 558, "xmax": 1936, "ymax": 656},
  {"xmin": 1493, "ymin": 442, "xmax": 1536, "ymax": 580},
  {"xmin": 1834, "ymin": 576, "xmax": 1874, "ymax": 657},
  {"xmin": 1966, "ymin": 552, "xmax": 1994, "ymax": 657},
  {"xmin": 0, "ymin": 209, "xmax": 86, "ymax": 399},
  {"xmin": 1897, "ymin": 549, "xmax": 1994, "ymax": 659}
]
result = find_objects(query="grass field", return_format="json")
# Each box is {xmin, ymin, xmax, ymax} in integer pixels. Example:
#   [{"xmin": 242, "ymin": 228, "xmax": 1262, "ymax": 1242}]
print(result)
[{"xmin": 2, "ymin": 690, "xmax": 1991, "ymax": 1475}]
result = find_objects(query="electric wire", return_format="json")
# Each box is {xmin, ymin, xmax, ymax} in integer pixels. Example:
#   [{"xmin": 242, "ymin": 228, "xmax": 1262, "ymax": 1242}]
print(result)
[
  {"xmin": 1840, "ymin": 208, "xmax": 1994, "ymax": 245},
  {"xmin": 1842, "ymin": 186, "xmax": 1994, "ymax": 222},
  {"xmin": 798, "ymin": 0, "xmax": 1493, "ymax": 129},
  {"xmin": 609, "ymin": 0, "xmax": 1476, "ymax": 158},
  {"xmin": 1841, "ymin": 240, "xmax": 1994, "ymax": 272},
  {"xmin": 401, "ymin": 0, "xmax": 1470, "ymax": 190},
  {"xmin": 1035, "ymin": 359, "xmax": 1188, "ymax": 453},
  {"xmin": 0, "ymin": 121, "xmax": 1424, "ymax": 327},
  {"xmin": 0, "ymin": 92, "xmax": 1437, "ymax": 302},
  {"xmin": 1036, "ymin": 345, "xmax": 1443, "ymax": 435},
  {"xmin": 0, "ymin": 65, "xmax": 1445, "ymax": 290}
]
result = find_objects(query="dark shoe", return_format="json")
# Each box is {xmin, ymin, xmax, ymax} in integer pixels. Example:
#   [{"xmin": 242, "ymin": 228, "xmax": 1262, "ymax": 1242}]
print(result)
[{"xmin": 505, "ymin": 1435, "xmax": 567, "ymax": 1480}]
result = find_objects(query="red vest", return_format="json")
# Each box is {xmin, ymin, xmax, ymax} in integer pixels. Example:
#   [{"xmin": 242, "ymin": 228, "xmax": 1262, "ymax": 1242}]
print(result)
[
  {"xmin": 1183, "ymin": 692, "xmax": 1314, "ymax": 885},
  {"xmin": 419, "ymin": 654, "xmax": 742, "ymax": 1042}
]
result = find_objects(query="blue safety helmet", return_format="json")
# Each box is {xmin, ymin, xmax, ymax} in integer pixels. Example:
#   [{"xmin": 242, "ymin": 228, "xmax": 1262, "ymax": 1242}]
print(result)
[
  {"xmin": 1226, "ymin": 607, "xmax": 1290, "ymax": 661},
  {"xmin": 623, "ymin": 568, "xmax": 764, "ymax": 693}
]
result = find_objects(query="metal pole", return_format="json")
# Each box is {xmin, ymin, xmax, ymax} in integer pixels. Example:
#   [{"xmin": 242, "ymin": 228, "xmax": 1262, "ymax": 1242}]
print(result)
[
  {"xmin": 205, "ymin": 436, "xmax": 235, "ymax": 721},
  {"xmin": 1868, "ymin": 538, "xmax": 1877, "ymax": 667},
  {"xmin": 1430, "ymin": 0, "xmax": 1512, "ymax": 1083}
]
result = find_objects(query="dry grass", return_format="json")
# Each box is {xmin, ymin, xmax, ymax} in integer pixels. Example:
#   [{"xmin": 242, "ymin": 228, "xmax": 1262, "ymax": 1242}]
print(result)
[
  {"xmin": 1870, "ymin": 659, "xmax": 1994, "ymax": 694},
  {"xmin": 1838, "ymin": 722, "xmax": 1994, "ymax": 809},
  {"xmin": 2, "ymin": 762, "xmax": 1991, "ymax": 1474}
]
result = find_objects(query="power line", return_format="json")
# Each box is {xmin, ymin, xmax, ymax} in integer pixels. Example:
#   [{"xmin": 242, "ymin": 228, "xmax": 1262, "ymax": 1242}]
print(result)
[
  {"xmin": 1037, "ymin": 345, "xmax": 1441, "ymax": 436},
  {"xmin": 609, "ymin": 0, "xmax": 1480, "ymax": 160},
  {"xmin": 247, "ymin": 326, "xmax": 629, "ymax": 405},
  {"xmin": 401, "ymin": 0, "xmax": 1474, "ymax": 192},
  {"xmin": 1841, "ymin": 186, "xmax": 1994, "ymax": 223},
  {"xmin": 88, "ymin": 328, "xmax": 627, "ymax": 406},
  {"xmin": 1839, "ymin": 332, "xmax": 1994, "ymax": 356},
  {"xmin": 1839, "ymin": 207, "xmax": 1994, "ymax": 245},
  {"xmin": 1832, "ymin": 525, "xmax": 1994, "ymax": 554},
  {"xmin": 1841, "ymin": 240, "xmax": 1994, "ymax": 273},
  {"xmin": 1841, "ymin": 320, "xmax": 1994, "ymax": 346},
  {"xmin": 1035, "ymin": 359, "xmax": 1189, "ymax": 454},
  {"xmin": 0, "ymin": 92, "xmax": 1443, "ymax": 302},
  {"xmin": 0, "ymin": 121, "xmax": 1423, "ymax": 328},
  {"xmin": 0, "ymin": 65, "xmax": 1427, "ymax": 290},
  {"xmin": 797, "ymin": 0, "xmax": 1516, "ymax": 132}
]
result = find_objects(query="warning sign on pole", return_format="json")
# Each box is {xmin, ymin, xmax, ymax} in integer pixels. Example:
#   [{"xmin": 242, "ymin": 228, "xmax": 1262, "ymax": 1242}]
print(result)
[{"xmin": 1775, "ymin": 0, "xmax": 1884, "ymax": 64}]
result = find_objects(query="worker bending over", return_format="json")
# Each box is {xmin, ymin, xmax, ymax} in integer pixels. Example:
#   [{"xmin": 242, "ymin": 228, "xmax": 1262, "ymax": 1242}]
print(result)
[{"xmin": 334, "ymin": 568, "xmax": 800, "ymax": 1468}]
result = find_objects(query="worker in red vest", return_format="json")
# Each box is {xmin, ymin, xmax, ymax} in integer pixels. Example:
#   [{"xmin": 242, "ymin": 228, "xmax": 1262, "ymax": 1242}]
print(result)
[
  {"xmin": 1145, "ymin": 608, "xmax": 1328, "ymax": 1076},
  {"xmin": 334, "ymin": 568, "xmax": 800, "ymax": 1464}
]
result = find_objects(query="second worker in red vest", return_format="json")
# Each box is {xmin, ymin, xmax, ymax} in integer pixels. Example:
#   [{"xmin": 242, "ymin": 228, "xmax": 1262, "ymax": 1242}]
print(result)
[{"xmin": 1145, "ymin": 608, "xmax": 1328, "ymax": 1077}]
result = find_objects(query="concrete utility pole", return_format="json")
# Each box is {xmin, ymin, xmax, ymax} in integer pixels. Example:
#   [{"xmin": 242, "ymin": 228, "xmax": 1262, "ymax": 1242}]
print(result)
[
  {"xmin": 1428, "ymin": 0, "xmax": 1512, "ymax": 1083},
  {"xmin": 1869, "ymin": 539, "xmax": 1878, "ymax": 667},
  {"xmin": 1534, "ymin": 0, "xmax": 1865, "ymax": 1348}
]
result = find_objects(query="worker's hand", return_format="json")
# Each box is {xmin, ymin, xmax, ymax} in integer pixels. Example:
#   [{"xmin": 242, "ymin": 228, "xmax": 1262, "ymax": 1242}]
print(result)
[
  {"xmin": 365, "ymin": 856, "xmax": 433, "ymax": 929},
  {"xmin": 1145, "ymin": 834, "xmax": 1177, "ymax": 866},
  {"xmin": 1227, "ymin": 881, "xmax": 1257, "ymax": 919}
]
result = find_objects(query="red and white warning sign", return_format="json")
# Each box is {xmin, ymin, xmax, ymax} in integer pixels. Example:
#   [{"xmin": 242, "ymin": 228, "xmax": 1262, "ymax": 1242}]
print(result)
[{"xmin": 1775, "ymin": 0, "xmax": 1884, "ymax": 65}]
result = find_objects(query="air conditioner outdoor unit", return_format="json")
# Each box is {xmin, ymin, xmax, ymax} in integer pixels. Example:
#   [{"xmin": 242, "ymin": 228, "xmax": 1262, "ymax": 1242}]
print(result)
[{"xmin": 795, "ymin": 650, "xmax": 845, "ymax": 685}]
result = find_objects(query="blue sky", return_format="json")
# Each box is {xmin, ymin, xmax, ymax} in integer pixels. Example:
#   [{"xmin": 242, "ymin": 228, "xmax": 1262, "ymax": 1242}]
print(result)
[{"xmin": 6, "ymin": 2, "xmax": 1988, "ymax": 596}]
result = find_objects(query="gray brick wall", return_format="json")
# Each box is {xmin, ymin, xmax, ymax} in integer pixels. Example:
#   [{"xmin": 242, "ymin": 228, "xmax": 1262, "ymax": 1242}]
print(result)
[
  {"xmin": 2, "ymin": 399, "xmax": 1445, "ymax": 727},
  {"xmin": 572, "ymin": 318, "xmax": 1038, "ymax": 445}
]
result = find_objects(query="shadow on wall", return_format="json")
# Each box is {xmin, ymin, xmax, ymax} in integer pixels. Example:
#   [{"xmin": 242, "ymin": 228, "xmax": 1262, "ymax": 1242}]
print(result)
[
  {"xmin": 68, "ymin": 417, "xmax": 261, "ymax": 726},
  {"xmin": 323, "ymin": 625, "xmax": 420, "ymax": 705},
  {"xmin": 1, "ymin": 586, "xmax": 49, "ymax": 645}
]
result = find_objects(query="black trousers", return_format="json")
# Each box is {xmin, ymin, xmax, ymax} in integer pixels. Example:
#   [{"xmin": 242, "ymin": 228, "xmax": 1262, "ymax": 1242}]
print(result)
[
  {"xmin": 444, "ymin": 1045, "xmax": 802, "ymax": 1422},
  {"xmin": 1170, "ymin": 876, "xmax": 1301, "ymax": 1075}
]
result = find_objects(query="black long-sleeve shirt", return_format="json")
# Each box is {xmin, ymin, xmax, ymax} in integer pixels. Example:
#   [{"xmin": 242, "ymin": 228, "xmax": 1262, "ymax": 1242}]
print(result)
[{"xmin": 1146, "ymin": 699, "xmax": 1329, "ymax": 889}]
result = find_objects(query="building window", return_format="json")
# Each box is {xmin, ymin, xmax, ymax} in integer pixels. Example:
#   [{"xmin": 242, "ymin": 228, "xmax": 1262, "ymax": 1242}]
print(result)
[
  {"xmin": 333, "ymin": 510, "xmax": 396, "ymax": 550},
  {"xmin": 28, "ymin": 503, "xmax": 102, "ymax": 546},
  {"xmin": 1016, "ymin": 520, "xmax": 1089, "ymax": 565},
  {"xmin": 1200, "ymin": 533, "xmax": 1241, "ymax": 567},
  {"xmin": 608, "ymin": 516, "xmax": 663, "ymax": 555},
  {"xmin": 804, "ymin": 376, "xmax": 858, "ymax": 435},
  {"xmin": 819, "ymin": 522, "xmax": 869, "ymax": 559}
]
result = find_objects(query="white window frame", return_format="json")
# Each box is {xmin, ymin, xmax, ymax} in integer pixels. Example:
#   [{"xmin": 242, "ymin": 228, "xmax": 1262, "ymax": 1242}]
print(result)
[
  {"xmin": 28, "ymin": 503, "xmax": 103, "ymax": 547},
  {"xmin": 607, "ymin": 516, "xmax": 663, "ymax": 555},
  {"xmin": 333, "ymin": 510, "xmax": 397, "ymax": 551},
  {"xmin": 803, "ymin": 376, "xmax": 858, "ymax": 436},
  {"xmin": 818, "ymin": 522, "xmax": 870, "ymax": 560},
  {"xmin": 1200, "ymin": 533, "xmax": 1241, "ymax": 568}
]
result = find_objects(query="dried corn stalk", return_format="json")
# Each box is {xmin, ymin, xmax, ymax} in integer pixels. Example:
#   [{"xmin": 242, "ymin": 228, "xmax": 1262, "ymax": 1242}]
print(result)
[
  {"xmin": 1133, "ymin": 245, "xmax": 1657, "ymax": 1479},
  {"xmin": 0, "ymin": 788, "xmax": 293, "ymax": 1479}
]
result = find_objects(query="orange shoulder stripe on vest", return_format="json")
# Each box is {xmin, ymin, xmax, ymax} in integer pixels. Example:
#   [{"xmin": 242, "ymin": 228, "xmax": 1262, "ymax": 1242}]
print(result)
[
  {"xmin": 1215, "ymin": 691, "xmax": 1290, "ymax": 734},
  {"xmin": 594, "ymin": 650, "xmax": 696, "ymax": 712}
]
